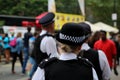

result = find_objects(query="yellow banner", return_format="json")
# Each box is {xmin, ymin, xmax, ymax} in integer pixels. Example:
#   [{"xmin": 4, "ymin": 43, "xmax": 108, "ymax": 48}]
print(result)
[{"xmin": 55, "ymin": 13, "xmax": 85, "ymax": 30}]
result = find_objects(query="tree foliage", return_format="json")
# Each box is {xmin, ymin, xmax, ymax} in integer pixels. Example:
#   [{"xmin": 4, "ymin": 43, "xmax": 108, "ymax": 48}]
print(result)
[
  {"xmin": 0, "ymin": 0, "xmax": 48, "ymax": 16},
  {"xmin": 0, "ymin": 0, "xmax": 81, "ymax": 16},
  {"xmin": 86, "ymin": 0, "xmax": 120, "ymax": 29},
  {"xmin": 0, "ymin": 0, "xmax": 120, "ymax": 29},
  {"xmin": 55, "ymin": 0, "xmax": 81, "ymax": 14}
]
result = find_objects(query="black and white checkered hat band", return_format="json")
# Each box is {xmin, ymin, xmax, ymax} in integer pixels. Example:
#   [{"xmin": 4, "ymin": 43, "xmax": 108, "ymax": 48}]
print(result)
[{"xmin": 59, "ymin": 33, "xmax": 86, "ymax": 43}]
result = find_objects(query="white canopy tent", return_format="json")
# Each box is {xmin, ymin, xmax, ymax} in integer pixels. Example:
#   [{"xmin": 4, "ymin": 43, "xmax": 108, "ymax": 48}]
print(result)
[
  {"xmin": 84, "ymin": 21, "xmax": 102, "ymax": 32},
  {"xmin": 94, "ymin": 22, "xmax": 119, "ymax": 33}
]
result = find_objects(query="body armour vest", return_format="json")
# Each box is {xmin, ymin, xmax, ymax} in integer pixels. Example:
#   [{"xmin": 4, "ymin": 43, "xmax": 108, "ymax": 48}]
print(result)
[
  {"xmin": 31, "ymin": 33, "xmax": 53, "ymax": 65},
  {"xmin": 39, "ymin": 57, "xmax": 93, "ymax": 80},
  {"xmin": 80, "ymin": 49, "xmax": 102, "ymax": 80}
]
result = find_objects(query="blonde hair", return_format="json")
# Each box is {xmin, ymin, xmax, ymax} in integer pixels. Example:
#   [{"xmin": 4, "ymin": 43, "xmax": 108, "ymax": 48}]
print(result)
[
  {"xmin": 57, "ymin": 42, "xmax": 80, "ymax": 54},
  {"xmin": 17, "ymin": 32, "xmax": 22, "ymax": 38}
]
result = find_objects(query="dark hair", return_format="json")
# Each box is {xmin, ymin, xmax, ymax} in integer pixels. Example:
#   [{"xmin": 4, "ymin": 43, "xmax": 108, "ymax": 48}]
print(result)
[
  {"xmin": 118, "ymin": 34, "xmax": 120, "ymax": 37},
  {"xmin": 27, "ymin": 27, "xmax": 31, "ymax": 32},
  {"xmin": 33, "ymin": 32, "xmax": 38, "ymax": 36},
  {"xmin": 5, "ymin": 33, "xmax": 8, "ymax": 37},
  {"xmin": 88, "ymin": 31, "xmax": 100, "ymax": 48},
  {"xmin": 100, "ymin": 30, "xmax": 106, "ymax": 35}
]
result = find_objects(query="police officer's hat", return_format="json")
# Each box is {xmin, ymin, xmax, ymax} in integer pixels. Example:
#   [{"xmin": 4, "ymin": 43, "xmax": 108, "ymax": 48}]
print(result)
[
  {"xmin": 78, "ymin": 22, "xmax": 92, "ymax": 40},
  {"xmin": 56, "ymin": 22, "xmax": 87, "ymax": 46},
  {"xmin": 79, "ymin": 22, "xmax": 92, "ymax": 35},
  {"xmin": 39, "ymin": 12, "xmax": 55, "ymax": 26}
]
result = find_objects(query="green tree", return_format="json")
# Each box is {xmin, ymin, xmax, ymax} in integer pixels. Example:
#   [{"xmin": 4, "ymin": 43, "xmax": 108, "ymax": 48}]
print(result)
[
  {"xmin": 0, "ymin": 0, "xmax": 81, "ymax": 16},
  {"xmin": 0, "ymin": 0, "xmax": 48, "ymax": 16},
  {"xmin": 56, "ymin": 0, "xmax": 81, "ymax": 14},
  {"xmin": 86, "ymin": 0, "xmax": 120, "ymax": 30},
  {"xmin": 0, "ymin": 0, "xmax": 120, "ymax": 30}
]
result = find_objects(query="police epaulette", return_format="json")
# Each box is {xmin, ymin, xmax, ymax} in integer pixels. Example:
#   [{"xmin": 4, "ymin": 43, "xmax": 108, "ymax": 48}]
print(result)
[
  {"xmin": 39, "ymin": 57, "xmax": 58, "ymax": 69},
  {"xmin": 77, "ymin": 56, "xmax": 94, "ymax": 68}
]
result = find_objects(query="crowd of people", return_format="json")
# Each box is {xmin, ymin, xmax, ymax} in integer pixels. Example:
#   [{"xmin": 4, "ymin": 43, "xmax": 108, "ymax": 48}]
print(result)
[{"xmin": 0, "ymin": 12, "xmax": 120, "ymax": 80}]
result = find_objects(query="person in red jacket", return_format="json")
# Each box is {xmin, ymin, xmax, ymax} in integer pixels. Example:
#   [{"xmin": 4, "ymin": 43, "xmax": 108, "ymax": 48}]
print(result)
[{"xmin": 94, "ymin": 30, "xmax": 118, "ymax": 75}]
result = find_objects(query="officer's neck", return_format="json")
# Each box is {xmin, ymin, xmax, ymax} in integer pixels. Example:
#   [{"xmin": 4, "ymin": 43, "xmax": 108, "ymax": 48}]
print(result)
[{"xmin": 42, "ymin": 28, "xmax": 53, "ymax": 35}]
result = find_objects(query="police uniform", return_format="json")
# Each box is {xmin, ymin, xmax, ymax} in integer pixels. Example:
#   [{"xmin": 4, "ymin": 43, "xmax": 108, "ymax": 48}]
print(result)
[
  {"xmin": 33, "ymin": 12, "xmax": 59, "ymax": 65},
  {"xmin": 81, "ymin": 43, "xmax": 111, "ymax": 80},
  {"xmin": 32, "ymin": 53, "xmax": 98, "ymax": 80},
  {"xmin": 39, "ymin": 30, "xmax": 59, "ymax": 58},
  {"xmin": 39, "ymin": 12, "xmax": 59, "ymax": 57},
  {"xmin": 79, "ymin": 22, "xmax": 111, "ymax": 80},
  {"xmin": 32, "ymin": 23, "xmax": 98, "ymax": 80}
]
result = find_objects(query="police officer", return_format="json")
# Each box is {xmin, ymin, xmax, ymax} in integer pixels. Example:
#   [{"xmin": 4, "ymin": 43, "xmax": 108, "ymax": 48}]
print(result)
[
  {"xmin": 79, "ymin": 22, "xmax": 111, "ymax": 80},
  {"xmin": 32, "ymin": 23, "xmax": 98, "ymax": 80},
  {"xmin": 33, "ymin": 12, "xmax": 59, "ymax": 65}
]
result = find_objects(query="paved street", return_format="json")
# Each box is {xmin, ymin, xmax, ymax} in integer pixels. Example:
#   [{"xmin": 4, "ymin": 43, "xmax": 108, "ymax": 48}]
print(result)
[
  {"xmin": 110, "ymin": 66, "xmax": 120, "ymax": 80},
  {"xmin": 0, "ymin": 59, "xmax": 120, "ymax": 80},
  {"xmin": 0, "ymin": 60, "xmax": 28, "ymax": 80}
]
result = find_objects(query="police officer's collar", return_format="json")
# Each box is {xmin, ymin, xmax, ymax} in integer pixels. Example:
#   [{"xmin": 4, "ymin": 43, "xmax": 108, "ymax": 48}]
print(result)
[
  {"xmin": 81, "ymin": 43, "xmax": 90, "ymax": 51},
  {"xmin": 40, "ymin": 29, "xmax": 53, "ymax": 36},
  {"xmin": 59, "ymin": 53, "xmax": 77, "ymax": 60},
  {"xmin": 40, "ymin": 30, "xmax": 47, "ymax": 36}
]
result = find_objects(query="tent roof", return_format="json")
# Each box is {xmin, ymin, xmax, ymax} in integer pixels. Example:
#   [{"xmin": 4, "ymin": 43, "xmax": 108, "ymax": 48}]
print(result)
[
  {"xmin": 84, "ymin": 21, "xmax": 102, "ymax": 32},
  {"xmin": 94, "ymin": 22, "xmax": 119, "ymax": 33}
]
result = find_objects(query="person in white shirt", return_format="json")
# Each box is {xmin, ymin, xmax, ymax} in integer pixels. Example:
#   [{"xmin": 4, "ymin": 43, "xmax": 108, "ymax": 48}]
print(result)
[
  {"xmin": 33, "ymin": 12, "xmax": 59, "ymax": 65},
  {"xmin": 79, "ymin": 22, "xmax": 111, "ymax": 80},
  {"xmin": 32, "ymin": 22, "xmax": 98, "ymax": 80}
]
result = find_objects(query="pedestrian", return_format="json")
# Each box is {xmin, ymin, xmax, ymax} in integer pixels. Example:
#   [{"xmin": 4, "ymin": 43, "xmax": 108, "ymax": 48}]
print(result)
[
  {"xmin": 9, "ymin": 33, "xmax": 16, "ymax": 73},
  {"xmin": 33, "ymin": 12, "xmax": 59, "ymax": 65},
  {"xmin": 79, "ymin": 22, "xmax": 111, "ymax": 80},
  {"xmin": 115, "ymin": 34, "xmax": 120, "ymax": 65},
  {"xmin": 3, "ymin": 33, "xmax": 10, "ymax": 64},
  {"xmin": 88, "ymin": 31, "xmax": 100, "ymax": 48},
  {"xmin": 10, "ymin": 32, "xmax": 23, "ymax": 74},
  {"xmin": 26, "ymin": 32, "xmax": 38, "ymax": 80},
  {"xmin": 109, "ymin": 32, "xmax": 119, "ymax": 66},
  {"xmin": 32, "ymin": 22, "xmax": 98, "ymax": 80},
  {"xmin": 94, "ymin": 30, "xmax": 118, "ymax": 75},
  {"xmin": 16, "ymin": 32, "xmax": 23, "ymax": 66},
  {"xmin": 0, "ymin": 34, "xmax": 3, "ymax": 62},
  {"xmin": 22, "ymin": 27, "xmax": 33, "ymax": 74}
]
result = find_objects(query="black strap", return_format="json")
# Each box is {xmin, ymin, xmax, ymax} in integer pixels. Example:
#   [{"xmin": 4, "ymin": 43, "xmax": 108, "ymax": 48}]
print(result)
[
  {"xmin": 78, "ymin": 50, "xmax": 85, "ymax": 57},
  {"xmin": 39, "ymin": 57, "xmax": 58, "ymax": 69},
  {"xmin": 78, "ymin": 49, "xmax": 103, "ymax": 80},
  {"xmin": 77, "ymin": 56, "xmax": 94, "ymax": 68},
  {"xmin": 31, "ymin": 33, "xmax": 54, "ymax": 64}
]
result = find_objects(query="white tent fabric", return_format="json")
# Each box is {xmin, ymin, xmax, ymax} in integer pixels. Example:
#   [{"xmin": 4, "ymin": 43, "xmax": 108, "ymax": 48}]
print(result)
[
  {"xmin": 78, "ymin": 0, "xmax": 85, "ymax": 16},
  {"xmin": 94, "ymin": 22, "xmax": 119, "ymax": 33},
  {"xmin": 84, "ymin": 21, "xmax": 102, "ymax": 32},
  {"xmin": 48, "ymin": 0, "xmax": 56, "ymax": 12}
]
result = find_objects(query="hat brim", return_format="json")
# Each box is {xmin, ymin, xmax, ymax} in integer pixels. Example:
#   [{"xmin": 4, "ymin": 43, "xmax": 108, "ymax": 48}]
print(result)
[
  {"xmin": 42, "ymin": 20, "xmax": 54, "ymax": 26},
  {"xmin": 56, "ymin": 32, "xmax": 86, "ymax": 46}
]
